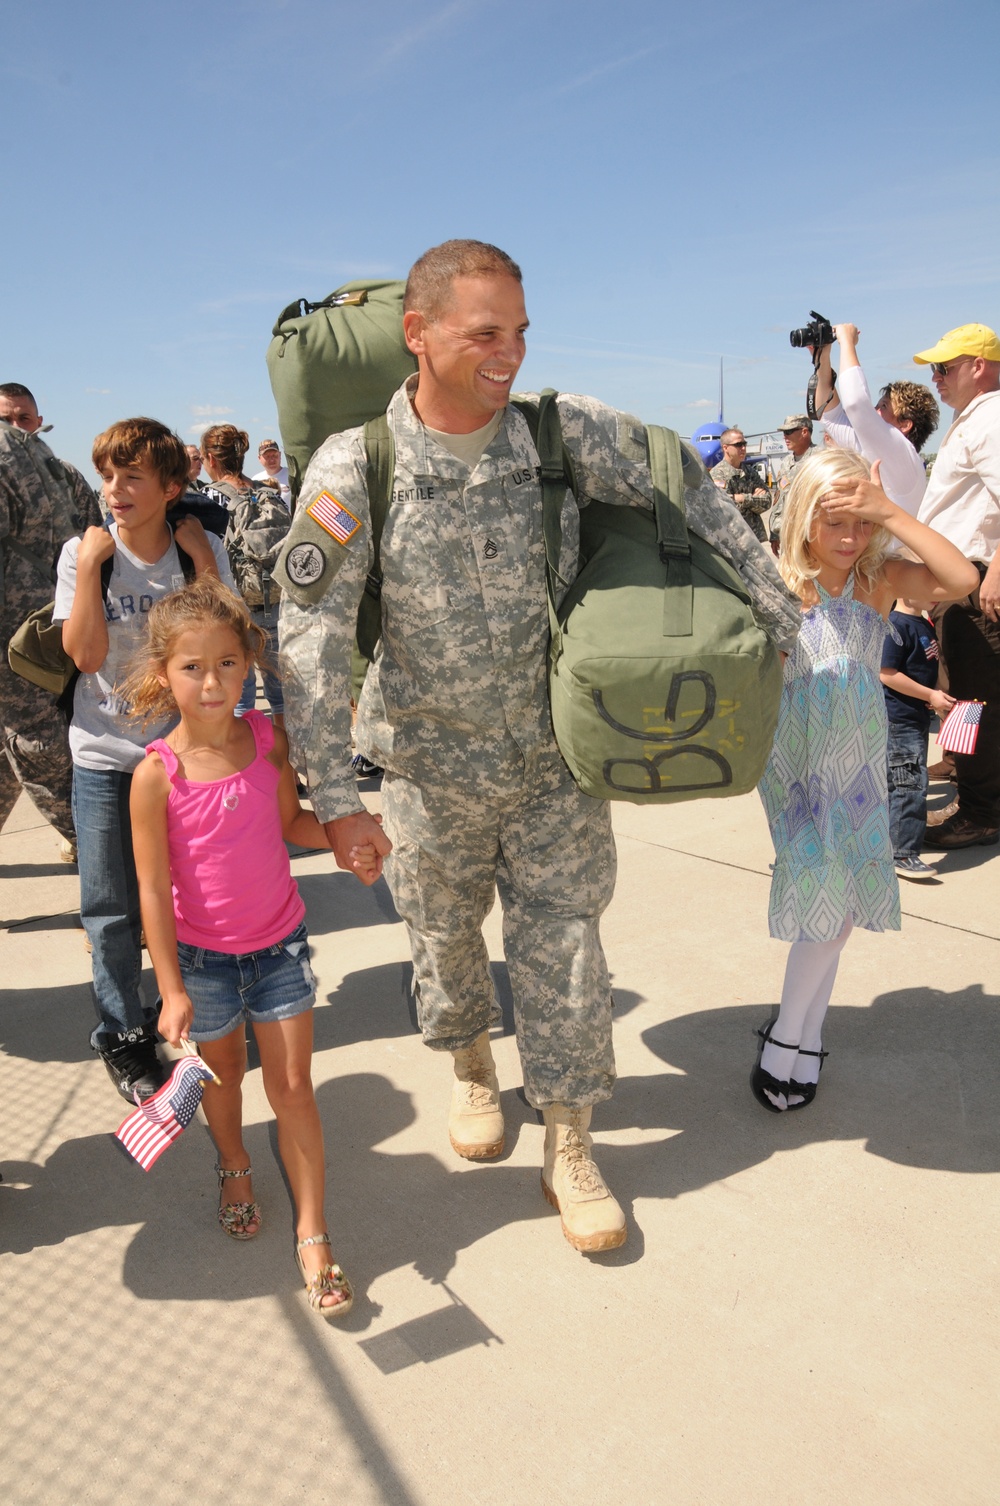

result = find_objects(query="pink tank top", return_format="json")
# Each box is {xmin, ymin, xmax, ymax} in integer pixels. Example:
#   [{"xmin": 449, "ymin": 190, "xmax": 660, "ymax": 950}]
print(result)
[{"xmin": 146, "ymin": 710, "xmax": 305, "ymax": 953}]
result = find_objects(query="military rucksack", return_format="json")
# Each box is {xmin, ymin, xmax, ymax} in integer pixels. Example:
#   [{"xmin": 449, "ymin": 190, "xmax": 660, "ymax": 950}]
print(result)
[
  {"xmin": 358, "ymin": 393, "xmax": 782, "ymax": 804},
  {"xmin": 266, "ymin": 280, "xmax": 417, "ymax": 504},
  {"xmin": 215, "ymin": 482, "xmax": 291, "ymax": 610}
]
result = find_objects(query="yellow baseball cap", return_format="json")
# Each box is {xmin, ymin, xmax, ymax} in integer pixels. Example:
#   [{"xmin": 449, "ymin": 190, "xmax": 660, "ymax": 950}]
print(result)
[{"xmin": 913, "ymin": 323, "xmax": 1000, "ymax": 364}]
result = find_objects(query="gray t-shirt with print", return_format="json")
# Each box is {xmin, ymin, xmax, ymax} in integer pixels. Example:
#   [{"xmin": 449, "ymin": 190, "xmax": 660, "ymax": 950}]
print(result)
[{"xmin": 53, "ymin": 523, "xmax": 235, "ymax": 772}]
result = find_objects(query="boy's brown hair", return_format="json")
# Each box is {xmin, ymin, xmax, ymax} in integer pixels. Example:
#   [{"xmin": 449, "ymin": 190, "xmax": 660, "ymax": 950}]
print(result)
[{"xmin": 92, "ymin": 417, "xmax": 190, "ymax": 497}]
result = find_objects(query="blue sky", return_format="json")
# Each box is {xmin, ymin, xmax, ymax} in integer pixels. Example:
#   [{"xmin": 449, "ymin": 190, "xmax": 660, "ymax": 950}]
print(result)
[{"xmin": 4, "ymin": 0, "xmax": 999, "ymax": 476}]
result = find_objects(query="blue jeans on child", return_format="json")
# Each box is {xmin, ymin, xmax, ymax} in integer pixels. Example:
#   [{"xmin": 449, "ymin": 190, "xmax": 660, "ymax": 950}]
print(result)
[
  {"xmin": 72, "ymin": 766, "xmax": 158, "ymax": 1047},
  {"xmin": 237, "ymin": 601, "xmax": 284, "ymax": 717},
  {"xmin": 886, "ymin": 724, "xmax": 929, "ymax": 860},
  {"xmin": 178, "ymin": 920, "xmax": 316, "ymax": 1041}
]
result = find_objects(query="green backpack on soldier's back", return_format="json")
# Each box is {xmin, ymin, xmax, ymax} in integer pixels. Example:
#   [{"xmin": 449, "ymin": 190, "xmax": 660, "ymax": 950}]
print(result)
[{"xmin": 266, "ymin": 280, "xmax": 417, "ymax": 504}]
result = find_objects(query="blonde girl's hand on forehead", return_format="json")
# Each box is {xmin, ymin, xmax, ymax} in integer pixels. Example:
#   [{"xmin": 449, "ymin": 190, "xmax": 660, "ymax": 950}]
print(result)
[{"xmin": 820, "ymin": 458, "xmax": 896, "ymax": 527}]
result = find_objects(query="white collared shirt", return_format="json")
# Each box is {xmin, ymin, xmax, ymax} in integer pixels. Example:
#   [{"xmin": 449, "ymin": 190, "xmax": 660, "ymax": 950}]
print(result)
[{"xmin": 917, "ymin": 389, "xmax": 1000, "ymax": 562}]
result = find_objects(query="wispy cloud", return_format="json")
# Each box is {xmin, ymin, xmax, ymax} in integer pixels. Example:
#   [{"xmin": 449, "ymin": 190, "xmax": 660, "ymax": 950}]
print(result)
[
  {"xmin": 360, "ymin": 0, "xmax": 481, "ymax": 80},
  {"xmin": 85, "ymin": 386, "xmax": 111, "ymax": 394},
  {"xmin": 189, "ymin": 422, "xmax": 213, "ymax": 436},
  {"xmin": 191, "ymin": 404, "xmax": 234, "ymax": 417},
  {"xmin": 552, "ymin": 40, "xmax": 669, "ymax": 99}
]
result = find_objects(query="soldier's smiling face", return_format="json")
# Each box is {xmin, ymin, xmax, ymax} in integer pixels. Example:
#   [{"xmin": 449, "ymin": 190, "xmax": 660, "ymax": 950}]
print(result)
[{"xmin": 403, "ymin": 274, "xmax": 529, "ymax": 432}]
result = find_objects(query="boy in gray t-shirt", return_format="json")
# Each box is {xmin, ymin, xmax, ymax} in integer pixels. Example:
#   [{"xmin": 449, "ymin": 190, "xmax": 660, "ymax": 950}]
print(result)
[{"xmin": 54, "ymin": 418, "xmax": 234, "ymax": 1103}]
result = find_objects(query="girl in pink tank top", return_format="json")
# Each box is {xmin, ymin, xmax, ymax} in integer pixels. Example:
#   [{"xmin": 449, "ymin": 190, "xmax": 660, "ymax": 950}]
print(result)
[{"xmin": 128, "ymin": 578, "xmax": 381, "ymax": 1319}]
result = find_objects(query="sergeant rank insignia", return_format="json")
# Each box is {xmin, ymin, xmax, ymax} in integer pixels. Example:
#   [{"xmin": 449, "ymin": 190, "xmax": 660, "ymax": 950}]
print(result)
[{"xmin": 307, "ymin": 491, "xmax": 361, "ymax": 545}]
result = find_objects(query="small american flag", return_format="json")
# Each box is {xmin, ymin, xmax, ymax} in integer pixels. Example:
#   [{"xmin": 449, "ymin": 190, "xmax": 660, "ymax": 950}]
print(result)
[
  {"xmin": 115, "ymin": 1054, "xmax": 216, "ymax": 1171},
  {"xmin": 922, "ymin": 634, "xmax": 939, "ymax": 661},
  {"xmin": 306, "ymin": 490, "xmax": 361, "ymax": 544},
  {"xmin": 937, "ymin": 699, "xmax": 985, "ymax": 757}
]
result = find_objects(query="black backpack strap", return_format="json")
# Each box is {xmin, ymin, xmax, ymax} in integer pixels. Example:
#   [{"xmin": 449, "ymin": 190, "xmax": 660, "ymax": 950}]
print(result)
[
  {"xmin": 647, "ymin": 424, "xmax": 692, "ymax": 638},
  {"xmin": 357, "ymin": 414, "xmax": 395, "ymax": 660},
  {"xmin": 511, "ymin": 392, "xmax": 576, "ymax": 652}
]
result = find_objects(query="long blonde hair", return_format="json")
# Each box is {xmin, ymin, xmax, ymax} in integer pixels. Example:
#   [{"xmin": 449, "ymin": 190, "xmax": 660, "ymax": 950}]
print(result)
[
  {"xmin": 779, "ymin": 448, "xmax": 891, "ymax": 602},
  {"xmin": 124, "ymin": 577, "xmax": 269, "ymax": 725}
]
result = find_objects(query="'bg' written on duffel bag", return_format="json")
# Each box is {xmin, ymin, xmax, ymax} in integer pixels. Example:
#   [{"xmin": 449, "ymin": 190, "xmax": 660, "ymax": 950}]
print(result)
[{"xmin": 530, "ymin": 393, "xmax": 783, "ymax": 804}]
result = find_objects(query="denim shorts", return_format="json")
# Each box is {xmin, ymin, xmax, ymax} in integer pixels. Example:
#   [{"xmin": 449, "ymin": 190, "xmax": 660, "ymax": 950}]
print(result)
[{"xmin": 178, "ymin": 921, "xmax": 316, "ymax": 1042}]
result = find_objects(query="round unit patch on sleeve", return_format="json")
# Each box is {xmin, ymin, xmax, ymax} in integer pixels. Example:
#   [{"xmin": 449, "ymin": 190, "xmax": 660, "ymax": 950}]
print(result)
[{"xmin": 285, "ymin": 541, "xmax": 327, "ymax": 586}]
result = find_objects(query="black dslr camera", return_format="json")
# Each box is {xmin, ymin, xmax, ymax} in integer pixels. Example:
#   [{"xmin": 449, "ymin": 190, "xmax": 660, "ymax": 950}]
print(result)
[
  {"xmin": 790, "ymin": 312, "xmax": 836, "ymax": 417},
  {"xmin": 789, "ymin": 311, "xmax": 835, "ymax": 350}
]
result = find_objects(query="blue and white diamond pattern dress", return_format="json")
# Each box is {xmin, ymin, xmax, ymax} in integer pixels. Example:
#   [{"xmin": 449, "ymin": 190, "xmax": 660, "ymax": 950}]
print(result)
[{"xmin": 759, "ymin": 572, "xmax": 901, "ymax": 941}]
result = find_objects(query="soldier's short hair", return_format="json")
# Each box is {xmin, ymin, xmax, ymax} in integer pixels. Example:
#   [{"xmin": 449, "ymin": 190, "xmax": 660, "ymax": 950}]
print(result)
[
  {"xmin": 0, "ymin": 382, "xmax": 37, "ymax": 405},
  {"xmin": 878, "ymin": 381, "xmax": 939, "ymax": 453},
  {"xmin": 92, "ymin": 417, "xmax": 190, "ymax": 496},
  {"xmin": 721, "ymin": 428, "xmax": 745, "ymax": 445},
  {"xmin": 404, "ymin": 240, "xmax": 523, "ymax": 320}
]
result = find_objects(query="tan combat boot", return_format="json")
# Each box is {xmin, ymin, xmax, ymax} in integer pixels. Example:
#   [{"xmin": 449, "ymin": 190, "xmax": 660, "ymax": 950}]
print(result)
[
  {"xmin": 541, "ymin": 1104, "xmax": 627, "ymax": 1253},
  {"xmin": 448, "ymin": 1032, "xmax": 505, "ymax": 1159}
]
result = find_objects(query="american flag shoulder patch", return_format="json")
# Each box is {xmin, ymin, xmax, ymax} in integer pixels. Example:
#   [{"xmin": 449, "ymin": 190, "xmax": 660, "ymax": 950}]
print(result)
[{"xmin": 306, "ymin": 491, "xmax": 362, "ymax": 545}]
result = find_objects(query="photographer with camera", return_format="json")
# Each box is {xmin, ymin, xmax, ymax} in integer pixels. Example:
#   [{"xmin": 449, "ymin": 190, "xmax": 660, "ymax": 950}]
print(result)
[
  {"xmin": 768, "ymin": 415, "xmax": 818, "ymax": 554},
  {"xmin": 812, "ymin": 324, "xmax": 939, "ymax": 515}
]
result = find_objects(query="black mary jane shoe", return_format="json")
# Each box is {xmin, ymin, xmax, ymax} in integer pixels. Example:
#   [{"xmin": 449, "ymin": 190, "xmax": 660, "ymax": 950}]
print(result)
[
  {"xmin": 750, "ymin": 1017, "xmax": 799, "ymax": 1114},
  {"xmin": 786, "ymin": 1046, "xmax": 829, "ymax": 1111}
]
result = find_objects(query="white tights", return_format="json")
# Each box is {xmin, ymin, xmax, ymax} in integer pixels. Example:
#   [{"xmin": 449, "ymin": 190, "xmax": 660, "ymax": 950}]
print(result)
[{"xmin": 760, "ymin": 919, "xmax": 854, "ymax": 1108}]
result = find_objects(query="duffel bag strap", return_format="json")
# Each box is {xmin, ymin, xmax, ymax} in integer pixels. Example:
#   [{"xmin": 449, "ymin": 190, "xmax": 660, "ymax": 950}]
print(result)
[
  {"xmin": 358, "ymin": 413, "xmax": 395, "ymax": 660},
  {"xmin": 647, "ymin": 424, "xmax": 693, "ymax": 639},
  {"xmin": 512, "ymin": 390, "xmax": 573, "ymax": 648}
]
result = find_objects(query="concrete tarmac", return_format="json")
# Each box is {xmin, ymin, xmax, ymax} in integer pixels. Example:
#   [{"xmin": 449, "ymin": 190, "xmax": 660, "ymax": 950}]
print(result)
[{"xmin": 1, "ymin": 761, "xmax": 998, "ymax": 1506}]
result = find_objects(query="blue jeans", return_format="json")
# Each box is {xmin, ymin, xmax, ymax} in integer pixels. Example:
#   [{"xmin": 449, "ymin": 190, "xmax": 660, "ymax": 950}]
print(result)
[
  {"xmin": 72, "ymin": 766, "xmax": 157, "ymax": 1047},
  {"xmin": 237, "ymin": 602, "xmax": 284, "ymax": 717},
  {"xmin": 886, "ymin": 723, "xmax": 929, "ymax": 860}
]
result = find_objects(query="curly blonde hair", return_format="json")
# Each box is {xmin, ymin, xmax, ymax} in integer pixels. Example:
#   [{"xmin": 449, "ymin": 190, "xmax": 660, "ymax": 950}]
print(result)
[
  {"xmin": 124, "ymin": 576, "xmax": 269, "ymax": 725},
  {"xmin": 779, "ymin": 448, "xmax": 891, "ymax": 602}
]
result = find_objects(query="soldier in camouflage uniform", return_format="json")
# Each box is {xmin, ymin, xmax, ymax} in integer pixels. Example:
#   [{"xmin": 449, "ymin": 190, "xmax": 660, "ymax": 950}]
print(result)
[
  {"xmin": 768, "ymin": 414, "xmax": 819, "ymax": 553},
  {"xmin": 275, "ymin": 241, "xmax": 801, "ymax": 1254},
  {"xmin": 710, "ymin": 429, "xmax": 771, "ymax": 542},
  {"xmin": 0, "ymin": 391, "xmax": 102, "ymax": 849}
]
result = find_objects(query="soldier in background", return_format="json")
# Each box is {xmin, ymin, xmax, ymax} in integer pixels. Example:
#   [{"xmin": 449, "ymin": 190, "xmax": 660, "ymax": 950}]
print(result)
[
  {"xmin": 710, "ymin": 428, "xmax": 770, "ymax": 542},
  {"xmin": 768, "ymin": 414, "xmax": 819, "ymax": 554},
  {"xmin": 276, "ymin": 240, "xmax": 801, "ymax": 1254},
  {"xmin": 0, "ymin": 385, "xmax": 102, "ymax": 855}
]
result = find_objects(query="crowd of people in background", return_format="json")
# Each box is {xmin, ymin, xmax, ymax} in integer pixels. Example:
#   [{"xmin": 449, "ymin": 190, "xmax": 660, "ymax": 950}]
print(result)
[
  {"xmin": 708, "ymin": 321, "xmax": 1000, "ymax": 866},
  {"xmin": 0, "ymin": 254, "xmax": 997, "ymax": 1308}
]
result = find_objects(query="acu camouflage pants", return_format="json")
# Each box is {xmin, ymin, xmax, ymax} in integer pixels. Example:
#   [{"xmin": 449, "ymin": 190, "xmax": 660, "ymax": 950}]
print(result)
[
  {"xmin": 0, "ymin": 660, "xmax": 75, "ymax": 843},
  {"xmin": 382, "ymin": 764, "xmax": 618, "ymax": 1109}
]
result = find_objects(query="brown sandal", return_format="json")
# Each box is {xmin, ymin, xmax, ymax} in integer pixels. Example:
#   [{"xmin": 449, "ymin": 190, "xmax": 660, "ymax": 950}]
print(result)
[
  {"xmin": 216, "ymin": 1164, "xmax": 262, "ymax": 1240},
  {"xmin": 295, "ymin": 1234, "xmax": 353, "ymax": 1320}
]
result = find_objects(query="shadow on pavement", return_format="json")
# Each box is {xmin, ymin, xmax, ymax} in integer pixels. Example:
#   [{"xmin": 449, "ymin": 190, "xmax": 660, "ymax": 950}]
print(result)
[{"xmin": 294, "ymin": 871, "xmax": 398, "ymax": 936}]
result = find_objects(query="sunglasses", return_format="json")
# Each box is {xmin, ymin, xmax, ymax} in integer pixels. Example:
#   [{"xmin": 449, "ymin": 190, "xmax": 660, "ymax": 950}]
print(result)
[
  {"xmin": 930, "ymin": 359, "xmax": 970, "ymax": 378},
  {"xmin": 725, "ymin": 440, "xmax": 748, "ymax": 448}
]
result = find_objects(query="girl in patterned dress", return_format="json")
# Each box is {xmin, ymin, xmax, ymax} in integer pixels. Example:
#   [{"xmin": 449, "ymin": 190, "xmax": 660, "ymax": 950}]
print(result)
[{"xmin": 753, "ymin": 450, "xmax": 977, "ymax": 1111}]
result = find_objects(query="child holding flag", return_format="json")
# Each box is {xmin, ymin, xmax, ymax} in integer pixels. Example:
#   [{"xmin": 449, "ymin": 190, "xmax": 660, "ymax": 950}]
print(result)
[
  {"xmin": 753, "ymin": 452, "xmax": 978, "ymax": 1112},
  {"xmin": 128, "ymin": 577, "xmax": 381, "ymax": 1318}
]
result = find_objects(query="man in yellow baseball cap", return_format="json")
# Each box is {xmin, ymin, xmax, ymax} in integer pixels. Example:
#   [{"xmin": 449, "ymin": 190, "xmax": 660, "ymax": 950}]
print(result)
[
  {"xmin": 914, "ymin": 323, "xmax": 1000, "ymax": 367},
  {"xmin": 913, "ymin": 323, "xmax": 1000, "ymax": 849}
]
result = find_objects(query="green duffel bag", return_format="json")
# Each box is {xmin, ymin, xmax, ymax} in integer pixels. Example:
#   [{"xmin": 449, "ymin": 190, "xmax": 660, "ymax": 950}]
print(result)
[
  {"xmin": 266, "ymin": 280, "xmax": 417, "ymax": 504},
  {"xmin": 8, "ymin": 603, "xmax": 75, "ymax": 696},
  {"xmin": 536, "ymin": 399, "xmax": 783, "ymax": 804}
]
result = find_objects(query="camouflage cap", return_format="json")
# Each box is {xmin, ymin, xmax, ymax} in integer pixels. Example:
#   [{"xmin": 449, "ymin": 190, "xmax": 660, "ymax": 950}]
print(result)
[{"xmin": 779, "ymin": 414, "xmax": 812, "ymax": 432}]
